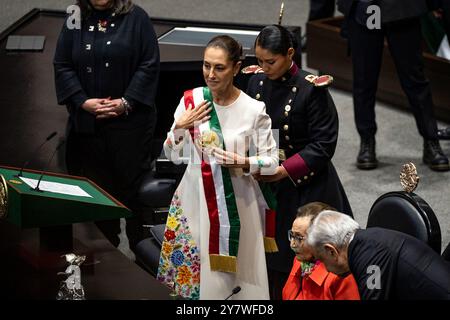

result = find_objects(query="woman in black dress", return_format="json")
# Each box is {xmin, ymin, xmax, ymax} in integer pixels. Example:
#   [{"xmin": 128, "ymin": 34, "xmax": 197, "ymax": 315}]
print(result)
[
  {"xmin": 247, "ymin": 25, "xmax": 353, "ymax": 300},
  {"xmin": 54, "ymin": 0, "xmax": 160, "ymax": 251}
]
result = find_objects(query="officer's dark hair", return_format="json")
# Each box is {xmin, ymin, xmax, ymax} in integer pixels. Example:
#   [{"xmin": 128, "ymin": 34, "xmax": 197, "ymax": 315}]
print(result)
[
  {"xmin": 206, "ymin": 35, "xmax": 243, "ymax": 65},
  {"xmin": 255, "ymin": 25, "xmax": 298, "ymax": 56},
  {"xmin": 77, "ymin": 0, "xmax": 134, "ymax": 19}
]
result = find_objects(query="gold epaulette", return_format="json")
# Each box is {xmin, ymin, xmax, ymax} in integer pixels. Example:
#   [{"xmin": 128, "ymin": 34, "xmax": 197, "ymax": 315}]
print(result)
[
  {"xmin": 305, "ymin": 74, "xmax": 334, "ymax": 87},
  {"xmin": 241, "ymin": 65, "xmax": 264, "ymax": 74}
]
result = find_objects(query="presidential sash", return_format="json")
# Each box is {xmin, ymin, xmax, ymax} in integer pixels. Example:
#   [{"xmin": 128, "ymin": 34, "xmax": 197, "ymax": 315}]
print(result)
[
  {"xmin": 183, "ymin": 87, "xmax": 278, "ymax": 273},
  {"xmin": 184, "ymin": 87, "xmax": 239, "ymax": 273}
]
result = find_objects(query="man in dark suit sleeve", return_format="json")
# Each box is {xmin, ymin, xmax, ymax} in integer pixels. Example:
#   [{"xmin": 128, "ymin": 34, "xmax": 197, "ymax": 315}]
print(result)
[
  {"xmin": 337, "ymin": 0, "xmax": 449, "ymax": 171},
  {"xmin": 307, "ymin": 211, "xmax": 450, "ymax": 300}
]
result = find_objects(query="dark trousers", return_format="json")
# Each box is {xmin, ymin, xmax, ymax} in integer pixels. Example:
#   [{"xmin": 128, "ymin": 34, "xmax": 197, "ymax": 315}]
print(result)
[
  {"xmin": 66, "ymin": 120, "xmax": 154, "ymax": 251},
  {"xmin": 347, "ymin": 17, "xmax": 439, "ymax": 140},
  {"xmin": 309, "ymin": 0, "xmax": 336, "ymax": 21}
]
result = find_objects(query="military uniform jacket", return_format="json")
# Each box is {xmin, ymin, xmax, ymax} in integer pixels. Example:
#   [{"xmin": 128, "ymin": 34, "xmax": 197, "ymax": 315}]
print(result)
[{"xmin": 247, "ymin": 64, "xmax": 353, "ymax": 273}]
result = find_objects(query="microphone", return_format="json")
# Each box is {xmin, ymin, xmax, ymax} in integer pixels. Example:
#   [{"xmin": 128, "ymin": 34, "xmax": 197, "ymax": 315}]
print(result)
[
  {"xmin": 17, "ymin": 131, "xmax": 57, "ymax": 177},
  {"xmin": 33, "ymin": 140, "xmax": 65, "ymax": 192},
  {"xmin": 225, "ymin": 286, "xmax": 241, "ymax": 300}
]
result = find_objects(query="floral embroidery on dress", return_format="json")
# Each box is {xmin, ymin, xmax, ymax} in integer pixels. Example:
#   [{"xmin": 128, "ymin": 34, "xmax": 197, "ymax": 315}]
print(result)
[{"xmin": 156, "ymin": 192, "xmax": 200, "ymax": 300}]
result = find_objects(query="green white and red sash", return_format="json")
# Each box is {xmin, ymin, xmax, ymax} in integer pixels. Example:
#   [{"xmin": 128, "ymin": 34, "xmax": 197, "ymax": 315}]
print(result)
[
  {"xmin": 184, "ymin": 87, "xmax": 240, "ymax": 273},
  {"xmin": 183, "ymin": 87, "xmax": 278, "ymax": 273},
  {"xmin": 259, "ymin": 182, "xmax": 278, "ymax": 253}
]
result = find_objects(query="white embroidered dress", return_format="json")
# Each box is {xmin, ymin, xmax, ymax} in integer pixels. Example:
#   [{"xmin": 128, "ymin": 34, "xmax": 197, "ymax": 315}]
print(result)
[{"xmin": 157, "ymin": 88, "xmax": 278, "ymax": 300}]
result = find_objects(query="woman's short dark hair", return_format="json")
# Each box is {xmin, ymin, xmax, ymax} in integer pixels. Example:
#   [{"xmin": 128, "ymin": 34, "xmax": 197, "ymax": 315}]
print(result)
[
  {"xmin": 77, "ymin": 0, "xmax": 134, "ymax": 18},
  {"xmin": 296, "ymin": 202, "xmax": 336, "ymax": 220},
  {"xmin": 255, "ymin": 25, "xmax": 298, "ymax": 56},
  {"xmin": 206, "ymin": 35, "xmax": 243, "ymax": 65}
]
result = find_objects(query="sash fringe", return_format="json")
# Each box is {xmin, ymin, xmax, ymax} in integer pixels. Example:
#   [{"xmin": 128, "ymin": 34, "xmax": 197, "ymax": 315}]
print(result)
[
  {"xmin": 209, "ymin": 254, "xmax": 237, "ymax": 273},
  {"xmin": 264, "ymin": 237, "xmax": 279, "ymax": 253}
]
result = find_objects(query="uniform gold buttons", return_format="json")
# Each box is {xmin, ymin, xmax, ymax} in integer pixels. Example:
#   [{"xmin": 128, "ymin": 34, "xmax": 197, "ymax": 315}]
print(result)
[
  {"xmin": 285, "ymin": 136, "xmax": 290, "ymax": 141},
  {"xmin": 284, "ymin": 111, "xmax": 289, "ymax": 117},
  {"xmin": 292, "ymin": 87, "xmax": 297, "ymax": 93},
  {"xmin": 289, "ymin": 145, "xmax": 294, "ymax": 149},
  {"xmin": 259, "ymin": 81, "xmax": 263, "ymax": 86},
  {"xmin": 285, "ymin": 105, "xmax": 291, "ymax": 112},
  {"xmin": 304, "ymin": 176, "xmax": 308, "ymax": 180},
  {"xmin": 310, "ymin": 172, "xmax": 315, "ymax": 176},
  {"xmin": 283, "ymin": 125, "xmax": 289, "ymax": 131},
  {"xmin": 256, "ymin": 93, "xmax": 261, "ymax": 100},
  {"xmin": 297, "ymin": 179, "xmax": 302, "ymax": 184}
]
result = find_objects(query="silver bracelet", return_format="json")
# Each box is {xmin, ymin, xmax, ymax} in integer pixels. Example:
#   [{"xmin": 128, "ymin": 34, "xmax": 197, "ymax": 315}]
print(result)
[{"xmin": 121, "ymin": 97, "xmax": 132, "ymax": 116}]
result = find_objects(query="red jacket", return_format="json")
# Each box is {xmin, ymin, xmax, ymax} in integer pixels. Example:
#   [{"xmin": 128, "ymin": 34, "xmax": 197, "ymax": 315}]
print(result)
[{"xmin": 282, "ymin": 259, "xmax": 360, "ymax": 300}]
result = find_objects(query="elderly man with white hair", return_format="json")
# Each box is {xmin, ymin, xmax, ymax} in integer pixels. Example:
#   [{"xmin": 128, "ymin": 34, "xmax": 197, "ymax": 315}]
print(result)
[{"xmin": 306, "ymin": 210, "xmax": 450, "ymax": 300}]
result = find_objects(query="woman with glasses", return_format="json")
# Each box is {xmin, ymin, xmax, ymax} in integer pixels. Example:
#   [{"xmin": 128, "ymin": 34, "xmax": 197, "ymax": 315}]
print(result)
[{"xmin": 282, "ymin": 202, "xmax": 359, "ymax": 300}]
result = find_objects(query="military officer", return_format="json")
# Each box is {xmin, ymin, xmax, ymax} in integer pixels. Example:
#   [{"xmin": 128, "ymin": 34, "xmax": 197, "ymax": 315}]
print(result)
[{"xmin": 246, "ymin": 24, "xmax": 353, "ymax": 300}]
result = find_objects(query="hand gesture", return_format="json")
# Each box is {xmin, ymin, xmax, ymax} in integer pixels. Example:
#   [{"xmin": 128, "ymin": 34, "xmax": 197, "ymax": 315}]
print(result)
[
  {"xmin": 211, "ymin": 147, "xmax": 249, "ymax": 168},
  {"xmin": 253, "ymin": 165, "xmax": 288, "ymax": 182},
  {"xmin": 175, "ymin": 100, "xmax": 212, "ymax": 130},
  {"xmin": 81, "ymin": 98, "xmax": 110, "ymax": 115},
  {"xmin": 95, "ymin": 98, "xmax": 124, "ymax": 119}
]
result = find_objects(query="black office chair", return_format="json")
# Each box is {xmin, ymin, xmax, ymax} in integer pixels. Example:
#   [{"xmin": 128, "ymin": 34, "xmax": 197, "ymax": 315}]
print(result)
[
  {"xmin": 135, "ymin": 224, "xmax": 165, "ymax": 276},
  {"xmin": 134, "ymin": 146, "xmax": 185, "ymax": 276},
  {"xmin": 366, "ymin": 191, "xmax": 442, "ymax": 254},
  {"xmin": 442, "ymin": 242, "xmax": 450, "ymax": 262}
]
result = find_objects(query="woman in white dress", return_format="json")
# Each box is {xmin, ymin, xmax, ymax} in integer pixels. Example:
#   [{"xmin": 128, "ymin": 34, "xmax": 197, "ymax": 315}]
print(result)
[{"xmin": 156, "ymin": 35, "xmax": 278, "ymax": 300}]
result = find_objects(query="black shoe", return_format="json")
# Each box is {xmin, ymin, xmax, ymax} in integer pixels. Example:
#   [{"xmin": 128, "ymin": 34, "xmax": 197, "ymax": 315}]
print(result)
[
  {"xmin": 356, "ymin": 136, "xmax": 378, "ymax": 170},
  {"xmin": 423, "ymin": 140, "xmax": 450, "ymax": 171},
  {"xmin": 437, "ymin": 127, "xmax": 450, "ymax": 140}
]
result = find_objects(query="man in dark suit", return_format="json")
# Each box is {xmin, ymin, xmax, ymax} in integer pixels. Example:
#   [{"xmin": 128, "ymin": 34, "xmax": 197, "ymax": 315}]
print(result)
[
  {"xmin": 436, "ymin": 0, "xmax": 450, "ymax": 140},
  {"xmin": 309, "ymin": 0, "xmax": 336, "ymax": 21},
  {"xmin": 307, "ymin": 211, "xmax": 450, "ymax": 300},
  {"xmin": 303, "ymin": 0, "xmax": 336, "ymax": 49},
  {"xmin": 338, "ymin": 0, "xmax": 449, "ymax": 171}
]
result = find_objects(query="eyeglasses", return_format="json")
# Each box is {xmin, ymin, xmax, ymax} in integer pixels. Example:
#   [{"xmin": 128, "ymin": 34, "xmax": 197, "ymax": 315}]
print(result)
[{"xmin": 288, "ymin": 230, "xmax": 305, "ymax": 243}]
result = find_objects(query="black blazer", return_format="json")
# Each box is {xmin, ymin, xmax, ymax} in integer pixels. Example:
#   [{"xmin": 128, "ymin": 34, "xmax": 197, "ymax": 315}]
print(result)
[
  {"xmin": 338, "ymin": 0, "xmax": 430, "ymax": 23},
  {"xmin": 348, "ymin": 228, "xmax": 450, "ymax": 300},
  {"xmin": 54, "ymin": 5, "xmax": 160, "ymax": 134}
]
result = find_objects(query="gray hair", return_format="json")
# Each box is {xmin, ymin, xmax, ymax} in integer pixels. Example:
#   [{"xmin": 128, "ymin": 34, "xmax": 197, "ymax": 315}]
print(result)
[{"xmin": 306, "ymin": 210, "xmax": 360, "ymax": 254}]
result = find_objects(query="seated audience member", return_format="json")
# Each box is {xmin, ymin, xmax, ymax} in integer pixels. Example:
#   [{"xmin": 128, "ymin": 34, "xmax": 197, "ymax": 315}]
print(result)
[
  {"xmin": 307, "ymin": 210, "xmax": 450, "ymax": 300},
  {"xmin": 283, "ymin": 202, "xmax": 360, "ymax": 300}
]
